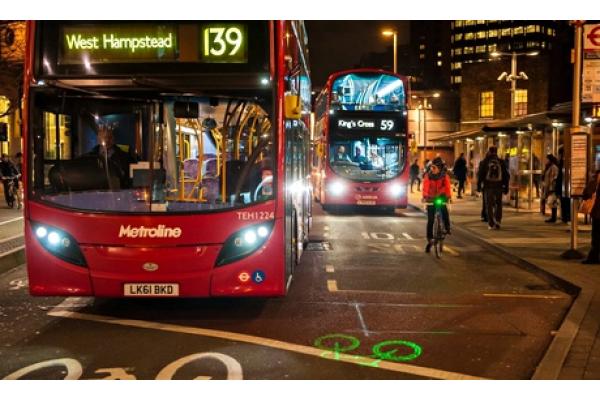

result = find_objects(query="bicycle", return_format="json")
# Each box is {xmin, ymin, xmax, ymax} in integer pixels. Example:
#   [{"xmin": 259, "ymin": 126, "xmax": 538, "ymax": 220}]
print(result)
[
  {"xmin": 2, "ymin": 174, "xmax": 21, "ymax": 209},
  {"xmin": 425, "ymin": 196, "xmax": 448, "ymax": 259}
]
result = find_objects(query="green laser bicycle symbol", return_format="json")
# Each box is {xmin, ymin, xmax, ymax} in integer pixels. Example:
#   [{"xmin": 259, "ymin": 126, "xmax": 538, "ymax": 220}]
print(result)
[{"xmin": 313, "ymin": 334, "xmax": 422, "ymax": 366}]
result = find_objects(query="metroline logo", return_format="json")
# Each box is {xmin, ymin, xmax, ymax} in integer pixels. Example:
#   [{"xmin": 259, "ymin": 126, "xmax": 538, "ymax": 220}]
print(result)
[{"xmin": 119, "ymin": 225, "xmax": 182, "ymax": 239}]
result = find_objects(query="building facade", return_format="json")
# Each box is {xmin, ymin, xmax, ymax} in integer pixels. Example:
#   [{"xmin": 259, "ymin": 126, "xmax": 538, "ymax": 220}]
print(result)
[{"xmin": 0, "ymin": 21, "xmax": 25, "ymax": 158}]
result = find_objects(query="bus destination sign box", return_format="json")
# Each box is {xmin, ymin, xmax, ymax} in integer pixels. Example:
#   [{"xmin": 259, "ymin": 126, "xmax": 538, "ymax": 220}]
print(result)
[
  {"xmin": 331, "ymin": 115, "xmax": 401, "ymax": 134},
  {"xmin": 59, "ymin": 23, "xmax": 248, "ymax": 64}
]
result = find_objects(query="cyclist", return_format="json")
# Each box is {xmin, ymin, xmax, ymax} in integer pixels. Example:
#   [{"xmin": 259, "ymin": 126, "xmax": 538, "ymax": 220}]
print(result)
[
  {"xmin": 422, "ymin": 157, "xmax": 452, "ymax": 253},
  {"xmin": 0, "ymin": 153, "xmax": 19, "ymax": 207}
]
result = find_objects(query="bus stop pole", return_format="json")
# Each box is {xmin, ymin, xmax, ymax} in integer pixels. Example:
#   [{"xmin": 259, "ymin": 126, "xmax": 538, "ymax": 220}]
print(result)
[{"xmin": 562, "ymin": 21, "xmax": 585, "ymax": 259}]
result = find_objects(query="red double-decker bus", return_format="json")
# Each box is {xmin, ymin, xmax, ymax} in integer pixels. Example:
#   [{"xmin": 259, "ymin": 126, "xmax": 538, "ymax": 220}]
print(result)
[
  {"xmin": 22, "ymin": 21, "xmax": 312, "ymax": 297},
  {"xmin": 312, "ymin": 69, "xmax": 409, "ymax": 212}
]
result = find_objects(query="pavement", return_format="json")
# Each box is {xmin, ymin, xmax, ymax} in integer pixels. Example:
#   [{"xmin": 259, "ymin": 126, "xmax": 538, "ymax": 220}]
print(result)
[{"xmin": 408, "ymin": 187, "xmax": 600, "ymax": 379}]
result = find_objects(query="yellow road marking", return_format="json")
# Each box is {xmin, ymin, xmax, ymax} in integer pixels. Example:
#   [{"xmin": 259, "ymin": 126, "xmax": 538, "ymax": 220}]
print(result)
[
  {"xmin": 444, "ymin": 245, "xmax": 459, "ymax": 256},
  {"xmin": 327, "ymin": 280, "xmax": 338, "ymax": 292},
  {"xmin": 325, "ymin": 265, "xmax": 335, "ymax": 273},
  {"xmin": 47, "ymin": 309, "xmax": 484, "ymax": 380}
]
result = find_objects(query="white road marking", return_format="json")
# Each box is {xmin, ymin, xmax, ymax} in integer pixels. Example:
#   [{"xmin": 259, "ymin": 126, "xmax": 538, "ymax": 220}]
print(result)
[
  {"xmin": 0, "ymin": 217, "xmax": 23, "ymax": 226},
  {"xmin": 325, "ymin": 265, "xmax": 335, "ymax": 273},
  {"xmin": 46, "ymin": 309, "xmax": 484, "ymax": 380},
  {"xmin": 0, "ymin": 234, "xmax": 24, "ymax": 244},
  {"xmin": 483, "ymin": 293, "xmax": 569, "ymax": 300},
  {"xmin": 354, "ymin": 303, "xmax": 369, "ymax": 337},
  {"xmin": 402, "ymin": 233, "xmax": 414, "ymax": 240}
]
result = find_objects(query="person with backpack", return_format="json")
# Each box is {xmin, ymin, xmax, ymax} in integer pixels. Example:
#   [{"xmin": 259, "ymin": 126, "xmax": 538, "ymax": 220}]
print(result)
[
  {"xmin": 477, "ymin": 147, "xmax": 509, "ymax": 229},
  {"xmin": 422, "ymin": 158, "xmax": 452, "ymax": 252}
]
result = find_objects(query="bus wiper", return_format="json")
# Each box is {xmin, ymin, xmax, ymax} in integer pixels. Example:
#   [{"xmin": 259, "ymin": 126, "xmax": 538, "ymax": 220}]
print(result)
[
  {"xmin": 131, "ymin": 77, "xmax": 191, "ymax": 96},
  {"xmin": 44, "ymin": 79, "xmax": 110, "ymax": 98}
]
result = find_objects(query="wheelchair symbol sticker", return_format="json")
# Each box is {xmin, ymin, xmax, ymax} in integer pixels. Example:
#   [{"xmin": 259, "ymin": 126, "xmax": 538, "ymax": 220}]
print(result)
[{"xmin": 252, "ymin": 270, "xmax": 265, "ymax": 284}]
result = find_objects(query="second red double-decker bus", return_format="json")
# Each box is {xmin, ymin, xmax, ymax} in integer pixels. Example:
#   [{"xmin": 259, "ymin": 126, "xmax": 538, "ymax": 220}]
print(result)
[
  {"xmin": 22, "ymin": 20, "xmax": 312, "ymax": 297},
  {"xmin": 312, "ymin": 69, "xmax": 409, "ymax": 212}
]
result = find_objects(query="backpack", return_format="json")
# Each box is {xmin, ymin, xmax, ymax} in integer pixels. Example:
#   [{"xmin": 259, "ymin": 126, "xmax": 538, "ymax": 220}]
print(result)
[{"xmin": 485, "ymin": 158, "xmax": 503, "ymax": 183}]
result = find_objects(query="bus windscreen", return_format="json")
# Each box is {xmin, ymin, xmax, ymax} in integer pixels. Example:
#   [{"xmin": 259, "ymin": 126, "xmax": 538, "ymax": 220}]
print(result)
[{"xmin": 331, "ymin": 73, "xmax": 405, "ymax": 112}]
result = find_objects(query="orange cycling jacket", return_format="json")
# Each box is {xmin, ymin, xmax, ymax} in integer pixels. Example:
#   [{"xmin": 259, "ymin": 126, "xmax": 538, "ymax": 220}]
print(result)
[{"xmin": 422, "ymin": 173, "xmax": 452, "ymax": 201}]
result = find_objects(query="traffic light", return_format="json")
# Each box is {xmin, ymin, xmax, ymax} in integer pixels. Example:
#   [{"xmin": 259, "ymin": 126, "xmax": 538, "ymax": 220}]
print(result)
[{"xmin": 0, "ymin": 123, "xmax": 7, "ymax": 142}]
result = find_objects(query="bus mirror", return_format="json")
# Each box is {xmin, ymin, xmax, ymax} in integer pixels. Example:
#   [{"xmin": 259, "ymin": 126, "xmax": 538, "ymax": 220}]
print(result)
[
  {"xmin": 285, "ymin": 94, "xmax": 301, "ymax": 120},
  {"xmin": 174, "ymin": 102, "xmax": 199, "ymax": 119}
]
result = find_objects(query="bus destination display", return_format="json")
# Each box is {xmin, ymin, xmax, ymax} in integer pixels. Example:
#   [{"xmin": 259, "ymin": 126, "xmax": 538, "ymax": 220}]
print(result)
[{"xmin": 59, "ymin": 23, "xmax": 249, "ymax": 64}]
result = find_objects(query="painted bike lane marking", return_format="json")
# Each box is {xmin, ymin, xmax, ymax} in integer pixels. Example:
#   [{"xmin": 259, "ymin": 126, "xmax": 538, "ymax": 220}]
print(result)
[{"xmin": 46, "ymin": 301, "xmax": 484, "ymax": 380}]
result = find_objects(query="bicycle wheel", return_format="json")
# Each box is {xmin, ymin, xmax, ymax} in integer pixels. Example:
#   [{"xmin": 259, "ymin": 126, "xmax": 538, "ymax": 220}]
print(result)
[{"xmin": 434, "ymin": 213, "xmax": 444, "ymax": 258}]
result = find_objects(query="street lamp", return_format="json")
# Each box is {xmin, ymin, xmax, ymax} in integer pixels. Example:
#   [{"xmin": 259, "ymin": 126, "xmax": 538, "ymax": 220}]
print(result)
[
  {"xmin": 411, "ymin": 92, "xmax": 441, "ymax": 161},
  {"xmin": 382, "ymin": 29, "xmax": 397, "ymax": 74},
  {"xmin": 491, "ymin": 51, "xmax": 538, "ymax": 119}
]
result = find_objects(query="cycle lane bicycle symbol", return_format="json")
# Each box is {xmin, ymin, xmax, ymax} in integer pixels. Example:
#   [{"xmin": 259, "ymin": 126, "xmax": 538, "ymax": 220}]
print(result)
[{"xmin": 313, "ymin": 334, "xmax": 422, "ymax": 368}]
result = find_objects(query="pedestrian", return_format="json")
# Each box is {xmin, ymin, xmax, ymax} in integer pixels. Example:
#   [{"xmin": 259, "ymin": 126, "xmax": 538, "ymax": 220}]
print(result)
[
  {"xmin": 557, "ymin": 147, "xmax": 570, "ymax": 223},
  {"xmin": 582, "ymin": 169, "xmax": 600, "ymax": 264},
  {"xmin": 542, "ymin": 154, "xmax": 559, "ymax": 223},
  {"xmin": 409, "ymin": 159, "xmax": 421, "ymax": 193},
  {"xmin": 452, "ymin": 153, "xmax": 467, "ymax": 199},
  {"xmin": 477, "ymin": 147, "xmax": 509, "ymax": 229},
  {"xmin": 477, "ymin": 151, "xmax": 490, "ymax": 222}
]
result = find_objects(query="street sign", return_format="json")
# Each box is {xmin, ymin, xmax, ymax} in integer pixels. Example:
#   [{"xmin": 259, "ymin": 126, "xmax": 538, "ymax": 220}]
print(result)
[
  {"xmin": 570, "ymin": 130, "xmax": 589, "ymax": 197},
  {"xmin": 584, "ymin": 24, "xmax": 600, "ymax": 51},
  {"xmin": 583, "ymin": 24, "xmax": 600, "ymax": 103}
]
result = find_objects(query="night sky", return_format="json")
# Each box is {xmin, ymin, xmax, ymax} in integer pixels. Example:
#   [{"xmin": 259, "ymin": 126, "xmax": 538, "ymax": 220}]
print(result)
[{"xmin": 305, "ymin": 21, "xmax": 410, "ymax": 88}]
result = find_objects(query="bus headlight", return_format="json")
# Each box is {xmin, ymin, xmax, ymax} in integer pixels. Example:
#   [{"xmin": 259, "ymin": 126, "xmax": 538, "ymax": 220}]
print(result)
[
  {"xmin": 389, "ymin": 184, "xmax": 405, "ymax": 197},
  {"xmin": 215, "ymin": 221, "xmax": 274, "ymax": 267},
  {"xmin": 32, "ymin": 223, "xmax": 87, "ymax": 267},
  {"xmin": 329, "ymin": 181, "xmax": 346, "ymax": 196}
]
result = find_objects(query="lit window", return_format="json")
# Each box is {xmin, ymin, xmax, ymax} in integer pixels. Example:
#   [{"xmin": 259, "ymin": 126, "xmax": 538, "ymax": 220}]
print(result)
[
  {"xmin": 420, "ymin": 54, "xmax": 425, "ymax": 59},
  {"xmin": 526, "ymin": 25, "xmax": 537, "ymax": 33},
  {"xmin": 465, "ymin": 20, "xmax": 476, "ymax": 26},
  {"xmin": 455, "ymin": 48, "xmax": 462, "ymax": 55},
  {"xmin": 501, "ymin": 28, "xmax": 512, "ymax": 37},
  {"xmin": 437, "ymin": 60, "xmax": 442, "ymax": 66},
  {"xmin": 476, "ymin": 45, "xmax": 486, "ymax": 53},
  {"xmin": 464, "ymin": 46, "xmax": 474, "ymax": 54},
  {"xmin": 454, "ymin": 33, "xmax": 463, "ymax": 41},
  {"xmin": 465, "ymin": 32, "xmax": 475, "ymax": 40},
  {"xmin": 455, "ymin": 20, "xmax": 464, "ymax": 28},
  {"xmin": 488, "ymin": 44, "xmax": 497, "ymax": 53},
  {"xmin": 488, "ymin": 29, "xmax": 498, "ymax": 38},
  {"xmin": 477, "ymin": 31, "xmax": 486, "ymax": 39},
  {"xmin": 514, "ymin": 26, "xmax": 524, "ymax": 35},
  {"xmin": 480, "ymin": 91, "xmax": 494, "ymax": 119},
  {"xmin": 514, "ymin": 89, "xmax": 528, "ymax": 116},
  {"xmin": 419, "ymin": 44, "xmax": 426, "ymax": 50},
  {"xmin": 477, "ymin": 20, "xmax": 486, "ymax": 25},
  {"xmin": 43, "ymin": 113, "xmax": 72, "ymax": 160},
  {"xmin": 0, "ymin": 97, "xmax": 10, "ymax": 155},
  {"xmin": 437, "ymin": 51, "xmax": 442, "ymax": 57},
  {"xmin": 455, "ymin": 76, "xmax": 462, "ymax": 83}
]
